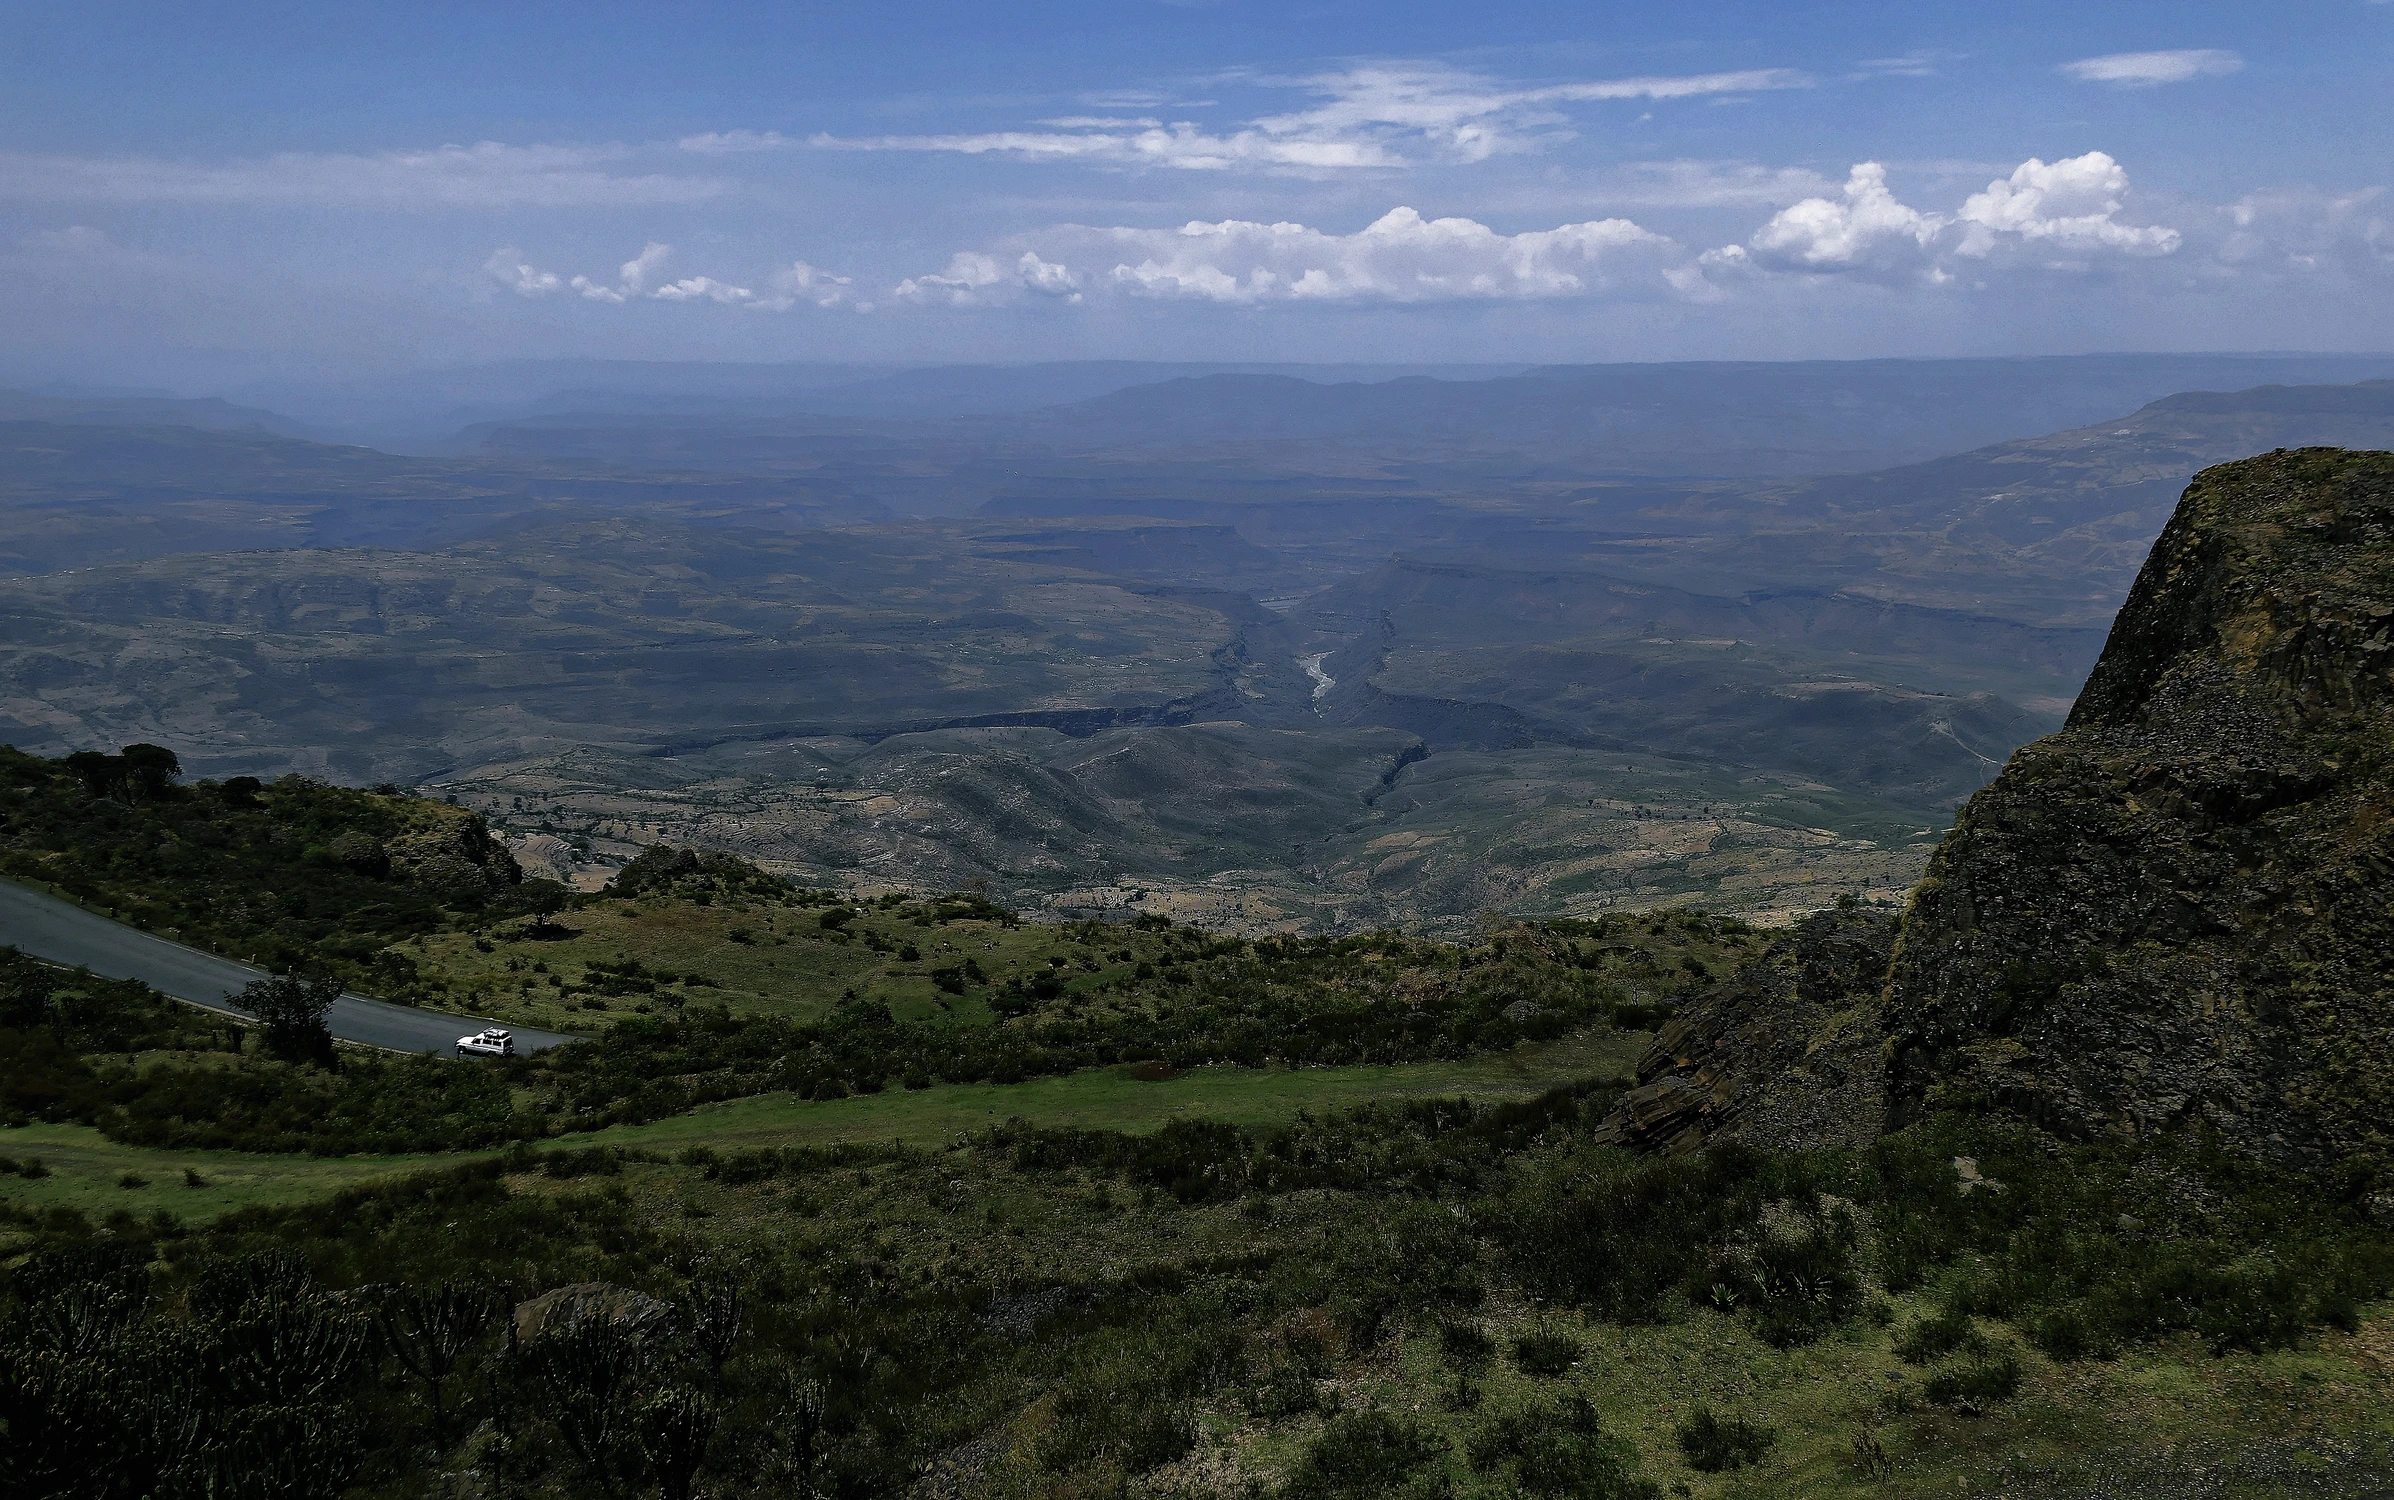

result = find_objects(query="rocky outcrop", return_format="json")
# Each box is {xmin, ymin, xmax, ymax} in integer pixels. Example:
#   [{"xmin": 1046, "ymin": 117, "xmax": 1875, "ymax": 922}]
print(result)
[
  {"xmin": 1884, "ymin": 449, "xmax": 2394, "ymax": 1178},
  {"xmin": 512, "ymin": 1282, "xmax": 674, "ymax": 1343},
  {"xmin": 1594, "ymin": 905, "xmax": 1896, "ymax": 1154},
  {"xmin": 388, "ymin": 809, "xmax": 522, "ymax": 902}
]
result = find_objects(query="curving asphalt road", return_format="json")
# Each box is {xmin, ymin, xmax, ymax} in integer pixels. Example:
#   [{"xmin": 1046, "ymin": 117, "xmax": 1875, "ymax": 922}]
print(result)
[{"xmin": 0, "ymin": 878, "xmax": 575, "ymax": 1056}]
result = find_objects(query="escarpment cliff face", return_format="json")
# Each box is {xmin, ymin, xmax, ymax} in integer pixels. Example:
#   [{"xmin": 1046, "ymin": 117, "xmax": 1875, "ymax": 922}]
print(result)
[{"xmin": 1883, "ymin": 448, "xmax": 2394, "ymax": 1176}]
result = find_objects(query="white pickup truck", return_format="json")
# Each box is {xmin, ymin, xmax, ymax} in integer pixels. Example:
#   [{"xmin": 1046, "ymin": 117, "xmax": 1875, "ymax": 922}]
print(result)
[{"xmin": 455, "ymin": 1028, "xmax": 515, "ymax": 1058}]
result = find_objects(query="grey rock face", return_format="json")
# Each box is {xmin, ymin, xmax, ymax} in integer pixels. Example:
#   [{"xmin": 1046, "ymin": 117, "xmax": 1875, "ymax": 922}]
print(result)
[
  {"xmin": 1884, "ymin": 449, "xmax": 2394, "ymax": 1179},
  {"xmin": 1595, "ymin": 906, "xmax": 1895, "ymax": 1154}
]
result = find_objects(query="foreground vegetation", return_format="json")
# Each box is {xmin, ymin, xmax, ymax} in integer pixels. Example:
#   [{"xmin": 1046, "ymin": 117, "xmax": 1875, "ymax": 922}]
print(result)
[
  {"xmin": 5, "ymin": 745, "xmax": 2392, "ymax": 1497},
  {"xmin": 8, "ymin": 1086, "xmax": 2391, "ymax": 1499}
]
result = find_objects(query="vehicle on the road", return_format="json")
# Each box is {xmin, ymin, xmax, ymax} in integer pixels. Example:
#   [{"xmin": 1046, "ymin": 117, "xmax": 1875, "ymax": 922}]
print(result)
[{"xmin": 455, "ymin": 1028, "xmax": 515, "ymax": 1057}]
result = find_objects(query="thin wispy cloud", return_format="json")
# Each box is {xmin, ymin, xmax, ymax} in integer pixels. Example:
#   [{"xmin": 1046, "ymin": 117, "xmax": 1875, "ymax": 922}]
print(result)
[
  {"xmin": 1852, "ymin": 51, "xmax": 1963, "ymax": 78},
  {"xmin": 1602, "ymin": 160, "xmax": 1841, "ymax": 208},
  {"xmin": 783, "ymin": 62, "xmax": 1812, "ymax": 173},
  {"xmin": 2060, "ymin": 49, "xmax": 2243, "ymax": 87},
  {"xmin": 0, "ymin": 142, "xmax": 728, "ymax": 208}
]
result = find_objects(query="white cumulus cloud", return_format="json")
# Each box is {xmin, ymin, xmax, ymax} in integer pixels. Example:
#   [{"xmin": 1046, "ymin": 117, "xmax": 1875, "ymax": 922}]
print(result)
[
  {"xmin": 483, "ymin": 243, "xmax": 865, "ymax": 312},
  {"xmin": 2060, "ymin": 49, "xmax": 2242, "ymax": 87},
  {"xmin": 650, "ymin": 275, "xmax": 753, "ymax": 304},
  {"xmin": 1956, "ymin": 153, "xmax": 2181, "ymax": 257},
  {"xmin": 483, "ymin": 247, "xmax": 563, "ymax": 296},
  {"xmin": 1100, "ymin": 207, "xmax": 1667, "ymax": 303},
  {"xmin": 570, "ymin": 241, "xmax": 672, "ymax": 302},
  {"xmin": 2217, "ymin": 187, "xmax": 2394, "ymax": 280},
  {"xmin": 894, "ymin": 251, "xmax": 1085, "ymax": 306},
  {"xmin": 758, "ymin": 260, "xmax": 865, "ymax": 311},
  {"xmin": 1700, "ymin": 152, "xmax": 2180, "ymax": 284},
  {"xmin": 1738, "ymin": 163, "xmax": 1947, "ymax": 271},
  {"xmin": 899, "ymin": 207, "xmax": 1677, "ymax": 309}
]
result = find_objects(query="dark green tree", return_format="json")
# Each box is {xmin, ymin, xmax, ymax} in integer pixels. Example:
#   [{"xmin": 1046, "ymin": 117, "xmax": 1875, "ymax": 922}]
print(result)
[
  {"xmin": 636, "ymin": 1385, "xmax": 717, "ymax": 1500},
  {"xmin": 119, "ymin": 743, "xmax": 181, "ymax": 801},
  {"xmin": 62, "ymin": 749, "xmax": 121, "ymax": 799},
  {"xmin": 236, "ymin": 973, "xmax": 341, "ymax": 1067},
  {"xmin": 680, "ymin": 1265, "xmax": 743, "ymax": 1395},
  {"xmin": 378, "ymin": 1279, "xmax": 498, "ymax": 1447}
]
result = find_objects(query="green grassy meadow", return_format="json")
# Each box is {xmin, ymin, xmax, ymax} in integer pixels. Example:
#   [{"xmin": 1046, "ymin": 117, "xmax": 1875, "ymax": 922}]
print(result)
[
  {"xmin": 0, "ymin": 1030, "xmax": 1640, "ymax": 1224},
  {"xmin": 0, "ymin": 1121, "xmax": 461, "ymax": 1220},
  {"xmin": 580, "ymin": 1029, "xmax": 1641, "ymax": 1153}
]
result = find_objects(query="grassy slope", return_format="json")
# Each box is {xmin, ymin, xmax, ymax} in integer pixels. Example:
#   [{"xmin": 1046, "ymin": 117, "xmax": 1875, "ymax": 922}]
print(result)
[
  {"xmin": 0, "ymin": 1121, "xmax": 455, "ymax": 1220},
  {"xmin": 404, "ymin": 888, "xmax": 1762, "ymax": 1034},
  {"xmin": 408, "ymin": 896, "xmax": 1027, "ymax": 1029},
  {"xmin": 1259, "ymin": 1292, "xmax": 2394, "ymax": 1499},
  {"xmin": 578, "ymin": 1030, "xmax": 1640, "ymax": 1152},
  {"xmin": 540, "ymin": 1113, "xmax": 2394, "ymax": 1500},
  {"xmin": 0, "ymin": 1031, "xmax": 1638, "ymax": 1223}
]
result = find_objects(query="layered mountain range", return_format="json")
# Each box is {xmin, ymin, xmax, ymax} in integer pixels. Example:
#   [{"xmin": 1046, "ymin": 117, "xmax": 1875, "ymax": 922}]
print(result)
[{"xmin": 6, "ymin": 362, "xmax": 2394, "ymax": 932}]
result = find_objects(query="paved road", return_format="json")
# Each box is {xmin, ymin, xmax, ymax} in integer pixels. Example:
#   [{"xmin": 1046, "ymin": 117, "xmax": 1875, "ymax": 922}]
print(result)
[{"xmin": 0, "ymin": 879, "xmax": 575, "ymax": 1056}]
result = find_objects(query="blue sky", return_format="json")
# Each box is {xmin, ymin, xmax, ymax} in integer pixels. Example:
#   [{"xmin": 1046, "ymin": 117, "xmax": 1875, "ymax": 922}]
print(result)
[{"xmin": 3, "ymin": 0, "xmax": 2390, "ymax": 388}]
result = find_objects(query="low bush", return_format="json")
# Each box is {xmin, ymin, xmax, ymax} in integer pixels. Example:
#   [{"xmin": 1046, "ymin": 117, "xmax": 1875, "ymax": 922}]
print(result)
[
  {"xmin": 1437, "ymin": 1316, "xmax": 1495, "ymax": 1373},
  {"xmin": 1675, "ymin": 1406, "xmax": 1775, "ymax": 1472},
  {"xmin": 1469, "ymin": 1392, "xmax": 1657, "ymax": 1499},
  {"xmin": 1925, "ymin": 1351, "xmax": 2021, "ymax": 1413},
  {"xmin": 1282, "ymin": 1410, "xmax": 1447, "ymax": 1500},
  {"xmin": 1895, "ymin": 1304, "xmax": 1977, "ymax": 1364},
  {"xmin": 1511, "ymin": 1328, "xmax": 1581, "ymax": 1377}
]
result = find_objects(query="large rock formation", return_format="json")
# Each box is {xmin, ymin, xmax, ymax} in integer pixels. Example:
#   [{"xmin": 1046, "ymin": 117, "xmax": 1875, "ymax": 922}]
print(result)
[
  {"xmin": 1883, "ymin": 449, "xmax": 2394, "ymax": 1178},
  {"xmin": 1594, "ymin": 905, "xmax": 1897, "ymax": 1154}
]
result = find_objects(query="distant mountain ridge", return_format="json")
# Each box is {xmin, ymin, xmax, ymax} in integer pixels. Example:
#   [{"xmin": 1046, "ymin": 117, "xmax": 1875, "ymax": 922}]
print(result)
[
  {"xmin": 0, "ymin": 420, "xmax": 888, "ymax": 574},
  {"xmin": 1683, "ymin": 378, "xmax": 2394, "ymax": 628},
  {"xmin": 12, "ymin": 367, "xmax": 2394, "ymax": 931},
  {"xmin": 458, "ymin": 354, "xmax": 2394, "ymax": 505},
  {"xmin": 1021, "ymin": 356, "xmax": 2394, "ymax": 476},
  {"xmin": 0, "ymin": 388, "xmax": 309, "ymax": 437}
]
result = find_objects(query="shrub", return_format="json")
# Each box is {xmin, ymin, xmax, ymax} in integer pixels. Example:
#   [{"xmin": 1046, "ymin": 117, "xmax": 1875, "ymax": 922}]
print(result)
[
  {"xmin": 1039, "ymin": 1381, "xmax": 1195, "ymax": 1476},
  {"xmin": 1511, "ymin": 1328, "xmax": 1581, "ymax": 1377},
  {"xmin": 1282, "ymin": 1410, "xmax": 1446, "ymax": 1500},
  {"xmin": 1501, "ymin": 1144, "xmax": 1770, "ymax": 1321},
  {"xmin": 1925, "ymin": 1351, "xmax": 2020, "ymax": 1413},
  {"xmin": 1469, "ymin": 1392, "xmax": 1656, "ymax": 1499},
  {"xmin": 1674, "ymin": 1406, "xmax": 1775, "ymax": 1472},
  {"xmin": 1705, "ymin": 1202, "xmax": 1864, "ymax": 1347},
  {"xmin": 1438, "ymin": 1317, "xmax": 1495, "ymax": 1373},
  {"xmin": 1244, "ymin": 1356, "xmax": 1325, "ymax": 1421},
  {"xmin": 1895, "ymin": 1304, "xmax": 1977, "ymax": 1364}
]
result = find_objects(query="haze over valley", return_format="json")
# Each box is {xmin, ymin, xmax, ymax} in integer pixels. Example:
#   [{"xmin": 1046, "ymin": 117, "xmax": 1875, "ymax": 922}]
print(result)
[{"xmin": 10, "ymin": 356, "xmax": 2394, "ymax": 929}]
